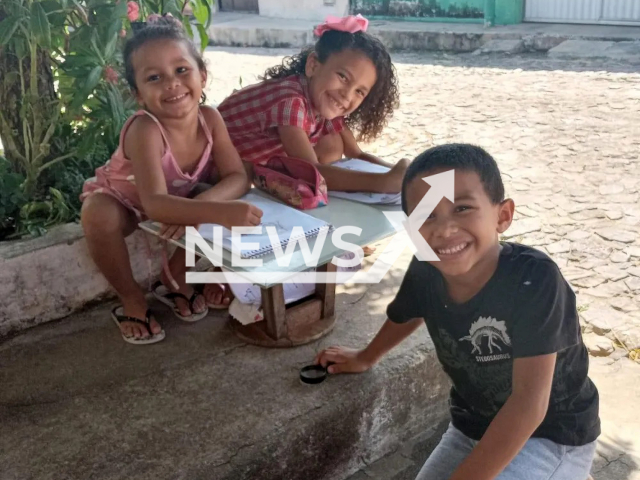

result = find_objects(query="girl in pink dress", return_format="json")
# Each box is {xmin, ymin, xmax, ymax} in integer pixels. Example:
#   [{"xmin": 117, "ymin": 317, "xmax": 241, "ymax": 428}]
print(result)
[{"xmin": 81, "ymin": 17, "xmax": 262, "ymax": 345}]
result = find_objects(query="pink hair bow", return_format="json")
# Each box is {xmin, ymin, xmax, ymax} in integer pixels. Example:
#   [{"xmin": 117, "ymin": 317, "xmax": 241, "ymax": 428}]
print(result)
[{"xmin": 314, "ymin": 14, "xmax": 369, "ymax": 37}]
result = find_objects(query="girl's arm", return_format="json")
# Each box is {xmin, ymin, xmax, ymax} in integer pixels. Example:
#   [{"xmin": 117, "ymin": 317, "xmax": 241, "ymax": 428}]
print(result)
[
  {"xmin": 128, "ymin": 116, "xmax": 260, "ymax": 229},
  {"xmin": 195, "ymin": 107, "xmax": 250, "ymax": 202},
  {"xmin": 448, "ymin": 353, "xmax": 557, "ymax": 480},
  {"xmin": 277, "ymin": 125, "xmax": 320, "ymax": 163},
  {"xmin": 340, "ymin": 128, "xmax": 395, "ymax": 169}
]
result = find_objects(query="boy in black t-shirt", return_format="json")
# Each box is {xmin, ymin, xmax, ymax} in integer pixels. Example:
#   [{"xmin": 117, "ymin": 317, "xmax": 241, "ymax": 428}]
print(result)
[{"xmin": 315, "ymin": 144, "xmax": 600, "ymax": 480}]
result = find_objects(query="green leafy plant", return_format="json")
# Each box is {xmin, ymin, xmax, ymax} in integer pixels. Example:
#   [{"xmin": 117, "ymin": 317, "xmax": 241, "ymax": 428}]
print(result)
[
  {"xmin": 0, "ymin": 0, "xmax": 215, "ymax": 240},
  {"xmin": 0, "ymin": 156, "xmax": 26, "ymax": 238}
]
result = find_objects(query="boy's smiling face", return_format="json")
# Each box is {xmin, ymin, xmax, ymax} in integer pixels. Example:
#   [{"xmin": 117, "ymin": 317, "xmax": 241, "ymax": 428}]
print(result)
[{"xmin": 405, "ymin": 168, "xmax": 514, "ymax": 280}]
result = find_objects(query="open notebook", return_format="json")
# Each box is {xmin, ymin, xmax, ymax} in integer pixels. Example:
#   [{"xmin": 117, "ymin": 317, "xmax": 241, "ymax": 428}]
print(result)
[
  {"xmin": 329, "ymin": 159, "xmax": 402, "ymax": 205},
  {"xmin": 142, "ymin": 192, "xmax": 332, "ymax": 259}
]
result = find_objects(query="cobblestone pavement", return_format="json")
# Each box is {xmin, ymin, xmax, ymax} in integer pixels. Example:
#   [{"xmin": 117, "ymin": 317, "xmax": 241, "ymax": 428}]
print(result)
[{"xmin": 203, "ymin": 48, "xmax": 640, "ymax": 480}]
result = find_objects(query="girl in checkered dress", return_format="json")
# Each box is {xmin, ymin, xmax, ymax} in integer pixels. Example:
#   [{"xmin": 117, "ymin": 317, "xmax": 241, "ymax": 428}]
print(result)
[
  {"xmin": 218, "ymin": 15, "xmax": 409, "ymax": 195},
  {"xmin": 81, "ymin": 17, "xmax": 262, "ymax": 345}
]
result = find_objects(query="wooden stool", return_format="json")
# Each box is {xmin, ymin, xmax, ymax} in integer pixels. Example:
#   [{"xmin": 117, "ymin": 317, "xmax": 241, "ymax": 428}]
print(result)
[{"xmin": 229, "ymin": 263, "xmax": 337, "ymax": 347}]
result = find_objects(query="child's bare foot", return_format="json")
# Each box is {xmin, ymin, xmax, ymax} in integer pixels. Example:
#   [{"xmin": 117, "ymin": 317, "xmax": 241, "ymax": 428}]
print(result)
[
  {"xmin": 379, "ymin": 158, "xmax": 410, "ymax": 193},
  {"xmin": 202, "ymin": 282, "xmax": 234, "ymax": 309},
  {"xmin": 119, "ymin": 294, "xmax": 163, "ymax": 339},
  {"xmin": 200, "ymin": 266, "xmax": 234, "ymax": 309}
]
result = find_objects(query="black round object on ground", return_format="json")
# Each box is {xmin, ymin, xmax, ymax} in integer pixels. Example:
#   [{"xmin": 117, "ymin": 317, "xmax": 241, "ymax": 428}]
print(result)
[{"xmin": 300, "ymin": 364, "xmax": 329, "ymax": 384}]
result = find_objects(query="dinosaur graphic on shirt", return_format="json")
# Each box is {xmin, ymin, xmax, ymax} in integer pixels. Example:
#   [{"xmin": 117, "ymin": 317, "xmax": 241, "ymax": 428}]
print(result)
[{"xmin": 459, "ymin": 316, "xmax": 512, "ymax": 355}]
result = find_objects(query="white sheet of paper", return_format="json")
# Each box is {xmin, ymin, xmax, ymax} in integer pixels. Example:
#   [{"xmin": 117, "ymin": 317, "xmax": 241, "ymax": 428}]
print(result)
[{"xmin": 328, "ymin": 159, "xmax": 402, "ymax": 205}]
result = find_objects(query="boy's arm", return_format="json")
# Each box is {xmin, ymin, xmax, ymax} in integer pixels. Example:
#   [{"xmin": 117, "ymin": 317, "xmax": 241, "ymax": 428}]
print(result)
[
  {"xmin": 449, "ymin": 353, "xmax": 557, "ymax": 480},
  {"xmin": 340, "ymin": 128, "xmax": 395, "ymax": 169},
  {"xmin": 316, "ymin": 318, "xmax": 424, "ymax": 373}
]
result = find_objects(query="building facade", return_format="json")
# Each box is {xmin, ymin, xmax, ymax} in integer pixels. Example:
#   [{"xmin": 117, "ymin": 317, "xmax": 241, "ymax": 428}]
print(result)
[{"xmin": 240, "ymin": 0, "xmax": 640, "ymax": 26}]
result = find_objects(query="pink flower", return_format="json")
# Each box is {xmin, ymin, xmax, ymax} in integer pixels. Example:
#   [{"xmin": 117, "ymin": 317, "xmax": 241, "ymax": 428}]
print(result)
[
  {"xmin": 119, "ymin": 29, "xmax": 127, "ymax": 38},
  {"xmin": 104, "ymin": 66, "xmax": 119, "ymax": 84},
  {"xmin": 127, "ymin": 2, "xmax": 139, "ymax": 21}
]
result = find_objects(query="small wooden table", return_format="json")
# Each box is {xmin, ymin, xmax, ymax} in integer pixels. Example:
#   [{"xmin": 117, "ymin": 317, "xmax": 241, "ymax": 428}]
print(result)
[{"xmin": 142, "ymin": 192, "xmax": 400, "ymax": 348}]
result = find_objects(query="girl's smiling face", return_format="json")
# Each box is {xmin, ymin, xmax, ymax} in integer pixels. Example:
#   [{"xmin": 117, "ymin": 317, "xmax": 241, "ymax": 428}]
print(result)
[
  {"xmin": 305, "ymin": 49, "xmax": 377, "ymax": 120},
  {"xmin": 131, "ymin": 39, "xmax": 206, "ymax": 119}
]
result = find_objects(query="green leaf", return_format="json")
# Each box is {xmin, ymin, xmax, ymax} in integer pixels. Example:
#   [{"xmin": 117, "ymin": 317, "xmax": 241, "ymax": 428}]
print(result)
[
  {"xmin": 105, "ymin": 85, "xmax": 125, "ymax": 128},
  {"xmin": 40, "ymin": 0, "xmax": 63, "ymax": 13},
  {"xmin": 164, "ymin": 0, "xmax": 182, "ymax": 17},
  {"xmin": 62, "ymin": 53, "xmax": 96, "ymax": 70},
  {"xmin": 90, "ymin": 34, "xmax": 105, "ymax": 64},
  {"xmin": 196, "ymin": 23, "xmax": 208, "ymax": 52},
  {"xmin": 106, "ymin": 18, "xmax": 123, "ymax": 49},
  {"xmin": 0, "ymin": 16, "xmax": 24, "ymax": 46},
  {"xmin": 204, "ymin": 0, "xmax": 215, "ymax": 28},
  {"xmin": 183, "ymin": 18, "xmax": 194, "ymax": 39},
  {"xmin": 104, "ymin": 31, "xmax": 118, "ymax": 60},
  {"xmin": 191, "ymin": 0, "xmax": 208, "ymax": 26},
  {"xmin": 30, "ymin": 2, "xmax": 52, "ymax": 48},
  {"xmin": 28, "ymin": 225, "xmax": 48, "ymax": 238},
  {"xmin": 13, "ymin": 37, "xmax": 27, "ymax": 60},
  {"xmin": 113, "ymin": 0, "xmax": 128, "ymax": 19},
  {"xmin": 70, "ymin": 65, "xmax": 103, "ymax": 110},
  {"xmin": 84, "ymin": 64, "xmax": 104, "ymax": 89}
]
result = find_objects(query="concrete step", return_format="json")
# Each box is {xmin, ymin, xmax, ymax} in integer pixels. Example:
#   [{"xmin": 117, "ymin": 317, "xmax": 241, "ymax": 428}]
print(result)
[
  {"xmin": 207, "ymin": 12, "xmax": 640, "ymax": 52},
  {"xmin": 548, "ymin": 40, "xmax": 640, "ymax": 62},
  {"xmin": 0, "ymin": 248, "xmax": 450, "ymax": 480}
]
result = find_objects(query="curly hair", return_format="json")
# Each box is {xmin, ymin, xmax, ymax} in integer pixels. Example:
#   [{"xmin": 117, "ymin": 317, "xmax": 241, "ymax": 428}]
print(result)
[
  {"xmin": 123, "ymin": 17, "xmax": 207, "ymax": 103},
  {"xmin": 261, "ymin": 30, "xmax": 399, "ymax": 143}
]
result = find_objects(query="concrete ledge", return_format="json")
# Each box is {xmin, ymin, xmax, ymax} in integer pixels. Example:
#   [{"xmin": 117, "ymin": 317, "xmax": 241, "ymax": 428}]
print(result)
[
  {"xmin": 548, "ymin": 40, "xmax": 640, "ymax": 62},
  {"xmin": 0, "ymin": 251, "xmax": 451, "ymax": 479},
  {"xmin": 208, "ymin": 12, "xmax": 640, "ymax": 52},
  {"xmin": 0, "ymin": 223, "xmax": 162, "ymax": 337}
]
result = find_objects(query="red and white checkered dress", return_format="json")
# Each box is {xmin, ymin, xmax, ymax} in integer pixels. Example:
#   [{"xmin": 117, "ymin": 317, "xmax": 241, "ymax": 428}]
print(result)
[{"xmin": 218, "ymin": 75, "xmax": 345, "ymax": 165}]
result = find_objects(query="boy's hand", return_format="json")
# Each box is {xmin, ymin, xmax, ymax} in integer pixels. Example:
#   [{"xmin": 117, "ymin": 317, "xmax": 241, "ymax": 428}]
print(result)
[
  {"xmin": 315, "ymin": 347, "xmax": 374, "ymax": 374},
  {"xmin": 218, "ymin": 201, "xmax": 263, "ymax": 229}
]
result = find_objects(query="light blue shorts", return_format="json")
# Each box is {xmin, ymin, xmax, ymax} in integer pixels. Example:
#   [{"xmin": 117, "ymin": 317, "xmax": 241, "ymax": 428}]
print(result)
[{"xmin": 416, "ymin": 423, "xmax": 597, "ymax": 480}]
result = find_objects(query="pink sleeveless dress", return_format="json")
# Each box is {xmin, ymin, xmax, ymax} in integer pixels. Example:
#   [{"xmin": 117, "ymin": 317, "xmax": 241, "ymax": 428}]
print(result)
[
  {"xmin": 81, "ymin": 109, "xmax": 215, "ymax": 290},
  {"xmin": 81, "ymin": 109, "xmax": 214, "ymax": 217}
]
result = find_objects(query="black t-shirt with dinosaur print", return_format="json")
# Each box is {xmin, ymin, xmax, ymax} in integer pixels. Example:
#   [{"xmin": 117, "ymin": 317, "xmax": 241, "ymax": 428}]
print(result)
[{"xmin": 387, "ymin": 243, "xmax": 600, "ymax": 446}]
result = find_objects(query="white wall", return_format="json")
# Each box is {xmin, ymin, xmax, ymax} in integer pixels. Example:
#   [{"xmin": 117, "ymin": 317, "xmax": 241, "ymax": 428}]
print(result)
[{"xmin": 258, "ymin": 0, "xmax": 349, "ymax": 21}]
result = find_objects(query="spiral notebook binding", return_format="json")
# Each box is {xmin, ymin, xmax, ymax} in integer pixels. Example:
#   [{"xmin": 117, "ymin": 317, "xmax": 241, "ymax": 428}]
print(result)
[{"xmin": 239, "ymin": 225, "xmax": 333, "ymax": 259}]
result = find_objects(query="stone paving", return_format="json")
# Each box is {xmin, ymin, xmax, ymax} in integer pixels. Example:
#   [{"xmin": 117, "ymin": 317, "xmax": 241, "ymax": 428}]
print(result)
[
  {"xmin": 204, "ymin": 47, "xmax": 640, "ymax": 480},
  {"xmin": 205, "ymin": 46, "xmax": 640, "ymax": 358}
]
